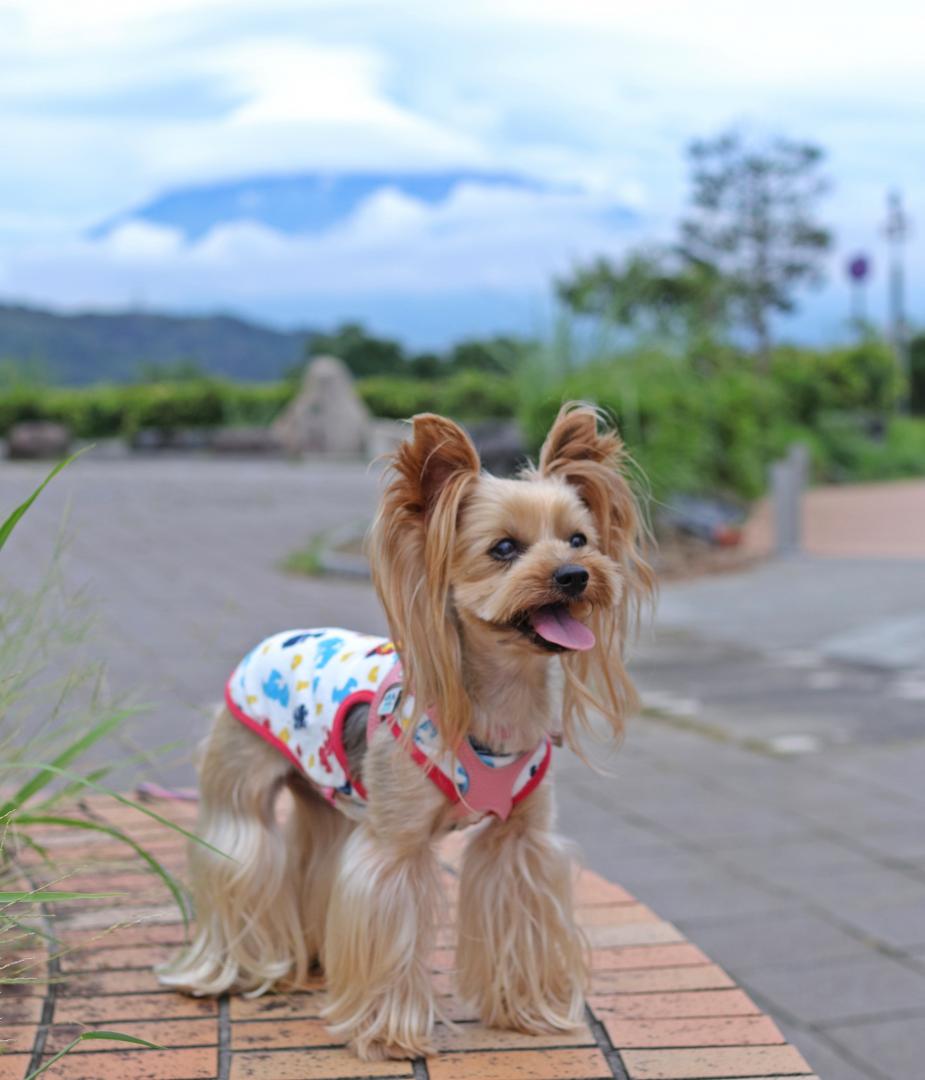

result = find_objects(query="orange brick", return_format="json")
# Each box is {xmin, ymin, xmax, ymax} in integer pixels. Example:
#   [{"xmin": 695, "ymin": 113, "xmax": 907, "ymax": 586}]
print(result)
[
  {"xmin": 432, "ymin": 1020, "xmax": 595, "ymax": 1052},
  {"xmin": 230, "ymin": 1048, "xmax": 412, "ymax": 1078},
  {"xmin": 576, "ymin": 869, "xmax": 637, "ymax": 904},
  {"xmin": 585, "ymin": 923, "xmax": 684, "ymax": 947},
  {"xmin": 605, "ymin": 1014, "xmax": 785, "ymax": 1049},
  {"xmin": 0, "ymin": 1021, "xmax": 37, "ymax": 1053},
  {"xmin": 592, "ymin": 943, "xmax": 710, "ymax": 971},
  {"xmin": 580, "ymin": 902, "xmax": 655, "ymax": 925},
  {"xmin": 621, "ymin": 1044, "xmax": 812, "ymax": 1078},
  {"xmin": 592, "ymin": 964, "xmax": 734, "ymax": 994},
  {"xmin": 0, "ymin": 1054, "xmax": 30, "ymax": 1080},
  {"xmin": 0, "ymin": 994, "xmax": 43, "ymax": 1024},
  {"xmin": 229, "ymin": 990, "xmax": 326, "ymax": 1021},
  {"xmin": 44, "ymin": 1018, "xmax": 217, "ymax": 1052},
  {"xmin": 429, "ymin": 1047, "xmax": 612, "ymax": 1079},
  {"xmin": 58, "ymin": 922, "xmax": 188, "ymax": 951},
  {"xmin": 231, "ymin": 1018, "xmax": 340, "ymax": 1050},
  {"xmin": 37, "ymin": 1047, "xmax": 217, "ymax": 1079},
  {"xmin": 589, "ymin": 989, "xmax": 760, "ymax": 1019},
  {"xmin": 59, "ymin": 943, "xmax": 174, "ymax": 973},
  {"xmin": 57, "ymin": 967, "xmax": 168, "ymax": 996},
  {"xmin": 54, "ymin": 991, "xmax": 217, "ymax": 1024}
]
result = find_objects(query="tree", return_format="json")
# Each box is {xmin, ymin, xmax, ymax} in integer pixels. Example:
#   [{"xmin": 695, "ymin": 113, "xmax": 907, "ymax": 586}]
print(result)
[
  {"xmin": 306, "ymin": 322, "xmax": 407, "ymax": 377},
  {"xmin": 680, "ymin": 130, "xmax": 831, "ymax": 365},
  {"xmin": 555, "ymin": 248, "xmax": 731, "ymax": 358}
]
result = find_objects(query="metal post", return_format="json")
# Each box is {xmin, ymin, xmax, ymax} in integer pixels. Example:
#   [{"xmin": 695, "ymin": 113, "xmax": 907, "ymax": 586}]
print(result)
[
  {"xmin": 885, "ymin": 190, "xmax": 911, "ymax": 408},
  {"xmin": 771, "ymin": 444, "xmax": 808, "ymax": 556}
]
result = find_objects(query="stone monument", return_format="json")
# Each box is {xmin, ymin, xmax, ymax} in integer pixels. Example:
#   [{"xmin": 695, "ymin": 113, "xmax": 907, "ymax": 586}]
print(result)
[{"xmin": 271, "ymin": 355, "xmax": 371, "ymax": 456}]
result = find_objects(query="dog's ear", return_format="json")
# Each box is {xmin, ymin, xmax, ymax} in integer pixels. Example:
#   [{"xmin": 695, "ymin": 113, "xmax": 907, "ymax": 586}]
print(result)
[
  {"xmin": 393, "ymin": 413, "xmax": 480, "ymax": 517},
  {"xmin": 368, "ymin": 414, "xmax": 479, "ymax": 751},
  {"xmin": 539, "ymin": 403, "xmax": 656, "ymax": 747},
  {"xmin": 539, "ymin": 403, "xmax": 636, "ymax": 565}
]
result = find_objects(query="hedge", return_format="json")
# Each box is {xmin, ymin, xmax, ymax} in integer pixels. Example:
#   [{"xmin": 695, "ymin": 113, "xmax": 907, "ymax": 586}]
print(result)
[{"xmin": 0, "ymin": 341, "xmax": 918, "ymax": 502}]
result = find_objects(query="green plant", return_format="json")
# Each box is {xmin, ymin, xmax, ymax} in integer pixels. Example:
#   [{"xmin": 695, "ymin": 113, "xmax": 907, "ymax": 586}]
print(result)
[{"xmin": 0, "ymin": 455, "xmax": 224, "ymax": 1073}]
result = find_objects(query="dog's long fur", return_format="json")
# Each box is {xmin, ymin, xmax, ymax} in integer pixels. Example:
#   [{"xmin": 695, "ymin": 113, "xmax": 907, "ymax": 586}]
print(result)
[{"xmin": 160, "ymin": 403, "xmax": 654, "ymax": 1060}]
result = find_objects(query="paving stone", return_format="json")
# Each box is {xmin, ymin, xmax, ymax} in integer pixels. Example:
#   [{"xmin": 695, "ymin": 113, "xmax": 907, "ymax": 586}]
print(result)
[
  {"xmin": 824, "ymin": 1012, "xmax": 925, "ymax": 1080},
  {"xmin": 428, "ymin": 1048, "xmax": 611, "ymax": 1079},
  {"xmin": 837, "ymin": 897, "xmax": 925, "ymax": 950},
  {"xmin": 679, "ymin": 910, "xmax": 870, "ymax": 972},
  {"xmin": 605, "ymin": 1015, "xmax": 784, "ymax": 1049},
  {"xmin": 38, "ymin": 1047, "xmax": 218, "ymax": 1079},
  {"xmin": 745, "ymin": 952, "xmax": 925, "ymax": 1025},
  {"xmin": 230, "ymin": 1048, "xmax": 412, "ymax": 1078},
  {"xmin": 620, "ymin": 1044, "xmax": 811, "ymax": 1078}
]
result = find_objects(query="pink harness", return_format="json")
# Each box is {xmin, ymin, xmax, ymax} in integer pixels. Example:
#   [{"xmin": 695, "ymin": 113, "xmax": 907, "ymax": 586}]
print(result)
[
  {"xmin": 367, "ymin": 662, "xmax": 551, "ymax": 821},
  {"xmin": 225, "ymin": 628, "xmax": 550, "ymax": 822}
]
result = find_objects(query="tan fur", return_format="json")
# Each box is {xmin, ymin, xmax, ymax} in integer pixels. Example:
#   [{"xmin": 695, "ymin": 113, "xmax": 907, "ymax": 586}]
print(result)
[{"xmin": 163, "ymin": 404, "xmax": 653, "ymax": 1060}]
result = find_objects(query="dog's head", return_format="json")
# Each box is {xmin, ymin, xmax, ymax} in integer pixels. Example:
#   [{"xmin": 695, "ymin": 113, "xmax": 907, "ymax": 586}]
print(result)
[{"xmin": 368, "ymin": 403, "xmax": 654, "ymax": 751}]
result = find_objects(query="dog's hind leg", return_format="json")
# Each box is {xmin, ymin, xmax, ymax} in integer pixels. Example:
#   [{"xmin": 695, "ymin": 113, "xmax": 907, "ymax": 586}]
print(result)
[
  {"xmin": 284, "ymin": 773, "xmax": 355, "ymax": 975},
  {"xmin": 158, "ymin": 707, "xmax": 302, "ymax": 997}
]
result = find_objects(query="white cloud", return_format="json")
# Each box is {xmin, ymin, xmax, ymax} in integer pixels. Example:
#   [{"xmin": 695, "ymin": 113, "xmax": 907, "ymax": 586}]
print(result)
[{"xmin": 0, "ymin": 0, "xmax": 923, "ymax": 337}]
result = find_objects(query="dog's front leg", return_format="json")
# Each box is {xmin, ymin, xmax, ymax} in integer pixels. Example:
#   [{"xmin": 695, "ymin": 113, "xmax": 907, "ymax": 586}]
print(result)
[
  {"xmin": 322, "ymin": 739, "xmax": 447, "ymax": 1061},
  {"xmin": 457, "ymin": 782, "xmax": 588, "ymax": 1033}
]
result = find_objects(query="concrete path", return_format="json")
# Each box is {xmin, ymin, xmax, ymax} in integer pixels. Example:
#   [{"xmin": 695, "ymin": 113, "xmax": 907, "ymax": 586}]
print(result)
[{"xmin": 3, "ymin": 457, "xmax": 924, "ymax": 1080}]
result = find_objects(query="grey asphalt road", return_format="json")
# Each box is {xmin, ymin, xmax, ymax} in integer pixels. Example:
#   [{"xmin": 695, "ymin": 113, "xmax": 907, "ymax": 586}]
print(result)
[{"xmin": 3, "ymin": 455, "xmax": 924, "ymax": 1080}]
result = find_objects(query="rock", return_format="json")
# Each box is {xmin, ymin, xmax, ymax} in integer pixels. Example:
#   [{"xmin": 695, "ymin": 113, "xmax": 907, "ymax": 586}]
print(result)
[
  {"xmin": 271, "ymin": 355, "xmax": 371, "ymax": 456},
  {"xmin": 6, "ymin": 421, "xmax": 72, "ymax": 460}
]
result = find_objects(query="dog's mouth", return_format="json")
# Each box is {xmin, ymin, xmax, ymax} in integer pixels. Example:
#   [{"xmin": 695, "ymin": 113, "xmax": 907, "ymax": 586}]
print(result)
[{"xmin": 510, "ymin": 604, "xmax": 596, "ymax": 653}]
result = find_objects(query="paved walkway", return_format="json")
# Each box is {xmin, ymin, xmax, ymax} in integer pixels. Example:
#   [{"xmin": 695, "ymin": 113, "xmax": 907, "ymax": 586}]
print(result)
[
  {"xmin": 2, "ymin": 458, "xmax": 925, "ymax": 1080},
  {"xmin": 2, "ymin": 795, "xmax": 815, "ymax": 1080},
  {"xmin": 744, "ymin": 478, "xmax": 925, "ymax": 559}
]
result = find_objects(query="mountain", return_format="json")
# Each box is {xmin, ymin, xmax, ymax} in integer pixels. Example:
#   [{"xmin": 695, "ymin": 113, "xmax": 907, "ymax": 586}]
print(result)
[
  {"xmin": 91, "ymin": 171, "xmax": 546, "ymax": 242},
  {"xmin": 0, "ymin": 304, "xmax": 311, "ymax": 384}
]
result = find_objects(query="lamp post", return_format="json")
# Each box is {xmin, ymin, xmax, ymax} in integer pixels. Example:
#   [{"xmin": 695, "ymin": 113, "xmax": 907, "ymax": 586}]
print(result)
[{"xmin": 884, "ymin": 190, "xmax": 910, "ymax": 407}]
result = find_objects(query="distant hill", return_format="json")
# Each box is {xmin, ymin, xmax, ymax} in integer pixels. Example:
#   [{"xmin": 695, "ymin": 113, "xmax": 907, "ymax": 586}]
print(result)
[
  {"xmin": 90, "ymin": 171, "xmax": 547, "ymax": 242},
  {"xmin": 0, "ymin": 304, "xmax": 311, "ymax": 384}
]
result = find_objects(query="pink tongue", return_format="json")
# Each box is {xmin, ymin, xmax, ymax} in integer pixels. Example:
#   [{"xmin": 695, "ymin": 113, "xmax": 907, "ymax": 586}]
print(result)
[{"xmin": 530, "ymin": 606, "xmax": 596, "ymax": 651}]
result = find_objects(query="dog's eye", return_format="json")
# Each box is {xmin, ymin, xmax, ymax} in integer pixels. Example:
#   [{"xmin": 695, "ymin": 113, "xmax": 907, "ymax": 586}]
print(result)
[
  {"xmin": 490, "ymin": 538, "xmax": 519, "ymax": 561},
  {"xmin": 569, "ymin": 532, "xmax": 587, "ymax": 549}
]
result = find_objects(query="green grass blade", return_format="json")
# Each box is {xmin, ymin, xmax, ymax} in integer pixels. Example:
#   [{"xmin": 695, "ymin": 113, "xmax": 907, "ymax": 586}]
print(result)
[
  {"xmin": 2, "ymin": 762, "xmax": 230, "ymax": 860},
  {"xmin": 0, "ymin": 447, "xmax": 91, "ymax": 555},
  {"xmin": 0, "ymin": 890, "xmax": 118, "ymax": 902},
  {"xmin": 16, "ymin": 814, "xmax": 190, "ymax": 929},
  {"xmin": 23, "ymin": 1030, "xmax": 163, "ymax": 1079},
  {"xmin": 0, "ymin": 709, "xmax": 133, "ymax": 817}
]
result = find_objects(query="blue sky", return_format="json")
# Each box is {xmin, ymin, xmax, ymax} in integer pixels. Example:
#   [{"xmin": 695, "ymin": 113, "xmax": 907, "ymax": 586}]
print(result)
[{"xmin": 0, "ymin": 0, "xmax": 922, "ymax": 345}]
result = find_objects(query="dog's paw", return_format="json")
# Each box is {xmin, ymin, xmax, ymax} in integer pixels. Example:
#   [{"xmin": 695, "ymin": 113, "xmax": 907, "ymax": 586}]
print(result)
[{"xmin": 351, "ymin": 1033, "xmax": 434, "ymax": 1062}]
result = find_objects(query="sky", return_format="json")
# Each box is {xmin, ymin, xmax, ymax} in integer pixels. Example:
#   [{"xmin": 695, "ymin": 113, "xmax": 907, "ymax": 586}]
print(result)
[{"xmin": 0, "ymin": 0, "xmax": 923, "ymax": 345}]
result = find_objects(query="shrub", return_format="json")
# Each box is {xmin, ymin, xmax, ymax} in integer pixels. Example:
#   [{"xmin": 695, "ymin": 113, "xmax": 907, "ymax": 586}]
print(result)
[{"xmin": 771, "ymin": 341, "xmax": 904, "ymax": 423}]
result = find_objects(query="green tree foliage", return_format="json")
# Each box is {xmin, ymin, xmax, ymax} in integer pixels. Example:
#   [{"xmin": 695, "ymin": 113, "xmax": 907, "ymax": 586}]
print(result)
[
  {"xmin": 680, "ymin": 130, "xmax": 832, "ymax": 363},
  {"xmin": 307, "ymin": 321, "xmax": 406, "ymax": 377},
  {"xmin": 556, "ymin": 250, "xmax": 731, "ymax": 362},
  {"xmin": 909, "ymin": 332, "xmax": 925, "ymax": 415}
]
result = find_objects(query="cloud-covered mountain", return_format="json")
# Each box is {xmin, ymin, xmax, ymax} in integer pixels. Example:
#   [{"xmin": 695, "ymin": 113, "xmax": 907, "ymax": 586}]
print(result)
[{"xmin": 90, "ymin": 171, "xmax": 552, "ymax": 242}]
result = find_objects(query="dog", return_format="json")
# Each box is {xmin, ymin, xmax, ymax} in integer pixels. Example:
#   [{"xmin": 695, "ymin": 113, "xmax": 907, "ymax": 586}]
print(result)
[{"xmin": 159, "ymin": 403, "xmax": 654, "ymax": 1061}]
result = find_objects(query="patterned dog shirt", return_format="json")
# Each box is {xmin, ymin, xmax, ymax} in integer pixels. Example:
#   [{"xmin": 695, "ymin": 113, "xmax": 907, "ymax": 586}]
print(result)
[{"xmin": 225, "ymin": 628, "xmax": 551, "ymax": 820}]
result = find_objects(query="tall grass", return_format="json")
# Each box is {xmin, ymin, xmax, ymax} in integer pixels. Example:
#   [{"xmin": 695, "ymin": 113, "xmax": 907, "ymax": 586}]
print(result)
[{"xmin": 0, "ymin": 453, "xmax": 217, "ymax": 1073}]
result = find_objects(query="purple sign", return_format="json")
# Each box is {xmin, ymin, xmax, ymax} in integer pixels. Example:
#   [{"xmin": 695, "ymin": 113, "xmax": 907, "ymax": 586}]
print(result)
[{"xmin": 847, "ymin": 254, "xmax": 871, "ymax": 281}]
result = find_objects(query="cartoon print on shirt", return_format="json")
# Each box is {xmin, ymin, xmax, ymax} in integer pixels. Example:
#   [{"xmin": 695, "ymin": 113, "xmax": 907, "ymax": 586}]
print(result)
[{"xmin": 262, "ymin": 670, "xmax": 290, "ymax": 708}]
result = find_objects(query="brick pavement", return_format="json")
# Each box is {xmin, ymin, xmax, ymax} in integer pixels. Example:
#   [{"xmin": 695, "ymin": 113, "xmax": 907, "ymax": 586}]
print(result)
[
  {"xmin": 0, "ymin": 795, "xmax": 816, "ymax": 1080},
  {"xmin": 3, "ymin": 457, "xmax": 925, "ymax": 1079}
]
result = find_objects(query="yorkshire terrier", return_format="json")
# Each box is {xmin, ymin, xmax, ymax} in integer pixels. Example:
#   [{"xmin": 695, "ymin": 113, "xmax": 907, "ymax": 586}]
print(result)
[{"xmin": 160, "ymin": 403, "xmax": 654, "ymax": 1061}]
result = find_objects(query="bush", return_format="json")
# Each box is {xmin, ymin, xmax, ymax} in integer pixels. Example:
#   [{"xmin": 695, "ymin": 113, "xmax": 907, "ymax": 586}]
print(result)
[
  {"xmin": 771, "ymin": 341, "xmax": 904, "ymax": 423},
  {"xmin": 357, "ymin": 372, "xmax": 516, "ymax": 421},
  {"xmin": 910, "ymin": 333, "xmax": 925, "ymax": 415}
]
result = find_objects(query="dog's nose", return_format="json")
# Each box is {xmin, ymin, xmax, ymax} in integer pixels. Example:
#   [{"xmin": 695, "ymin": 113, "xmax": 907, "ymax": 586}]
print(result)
[{"xmin": 553, "ymin": 564, "xmax": 589, "ymax": 596}]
